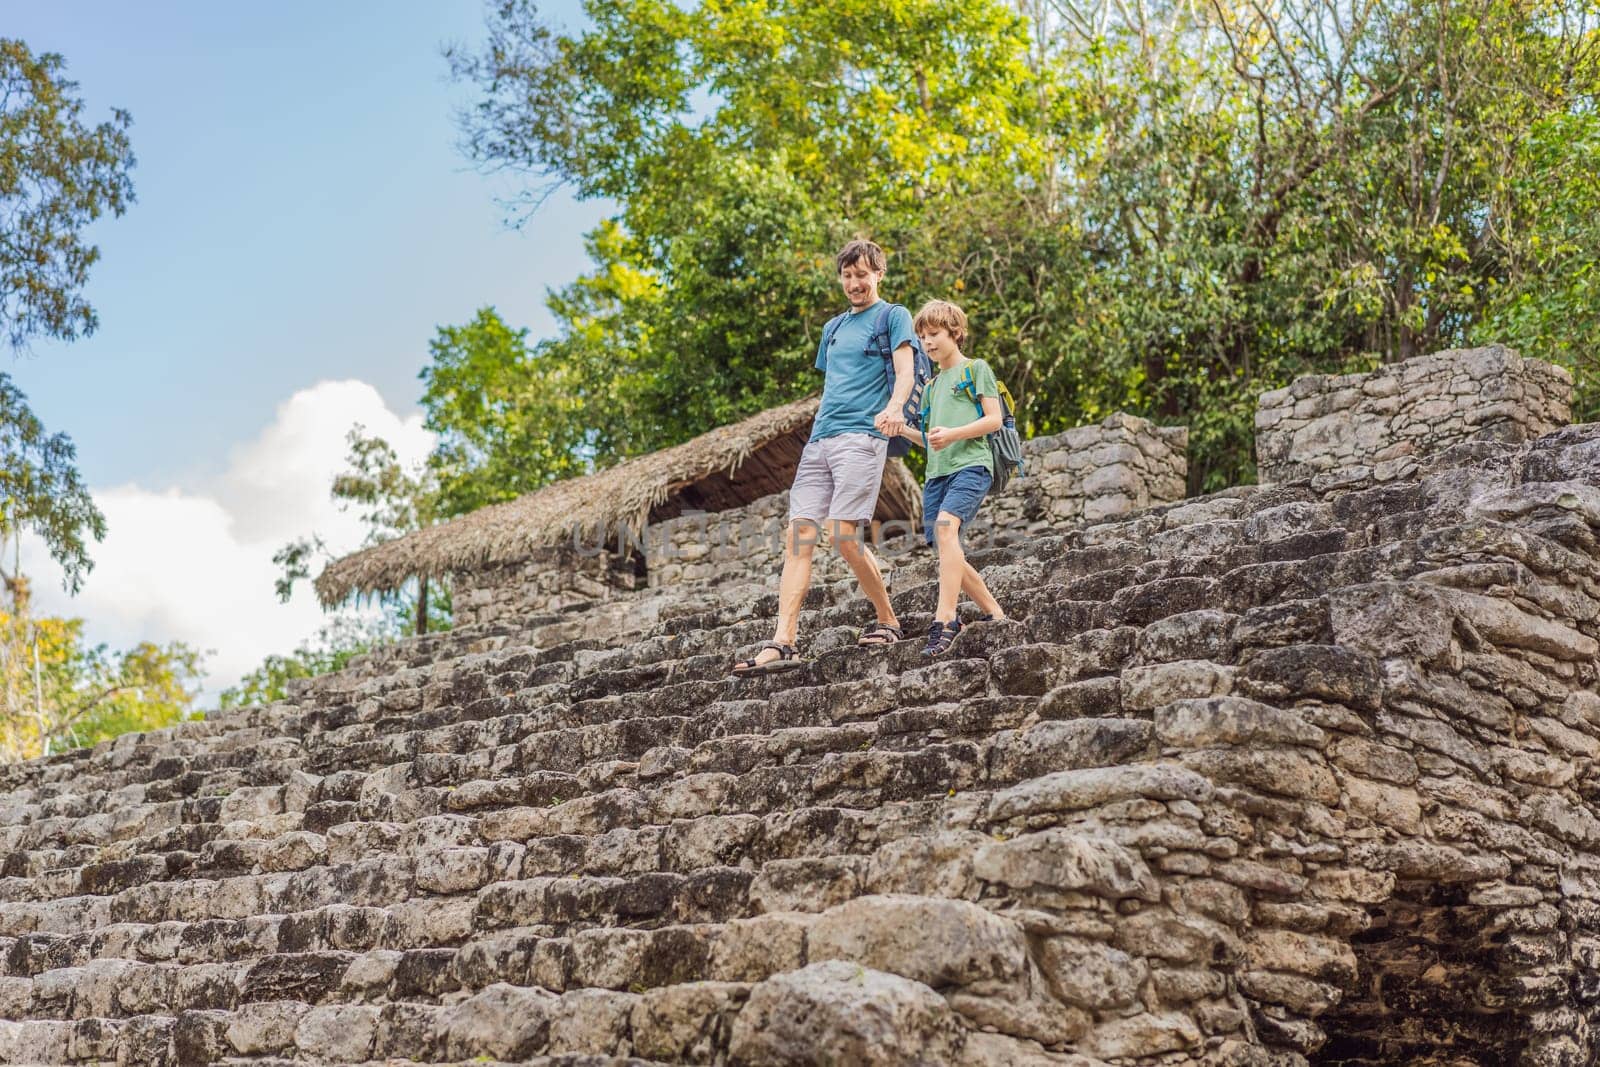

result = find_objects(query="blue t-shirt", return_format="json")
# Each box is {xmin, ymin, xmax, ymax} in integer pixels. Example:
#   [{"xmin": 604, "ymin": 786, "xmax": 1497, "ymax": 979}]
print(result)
[{"xmin": 811, "ymin": 301, "xmax": 917, "ymax": 442}]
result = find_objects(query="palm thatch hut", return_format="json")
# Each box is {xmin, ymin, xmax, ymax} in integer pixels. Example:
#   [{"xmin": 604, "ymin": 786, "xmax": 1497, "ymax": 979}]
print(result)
[{"xmin": 315, "ymin": 395, "xmax": 922, "ymax": 623}]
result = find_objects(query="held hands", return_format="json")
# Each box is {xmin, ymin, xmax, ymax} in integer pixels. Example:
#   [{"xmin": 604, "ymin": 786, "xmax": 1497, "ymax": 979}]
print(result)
[{"xmin": 874, "ymin": 407, "xmax": 906, "ymax": 438}]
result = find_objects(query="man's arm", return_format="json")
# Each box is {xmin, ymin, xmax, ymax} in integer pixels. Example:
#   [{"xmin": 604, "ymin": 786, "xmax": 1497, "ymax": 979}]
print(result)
[{"xmin": 874, "ymin": 342, "xmax": 915, "ymax": 437}]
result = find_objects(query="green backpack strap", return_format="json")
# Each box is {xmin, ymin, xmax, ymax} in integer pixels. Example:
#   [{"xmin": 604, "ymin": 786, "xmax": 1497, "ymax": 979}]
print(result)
[
  {"xmin": 966, "ymin": 360, "xmax": 1015, "ymax": 420},
  {"xmin": 960, "ymin": 363, "xmax": 983, "ymax": 419}
]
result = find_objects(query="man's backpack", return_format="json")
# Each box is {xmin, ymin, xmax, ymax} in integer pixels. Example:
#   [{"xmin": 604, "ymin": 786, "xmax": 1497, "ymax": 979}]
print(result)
[
  {"xmin": 957, "ymin": 359, "xmax": 1025, "ymax": 495},
  {"xmin": 820, "ymin": 302, "xmax": 934, "ymax": 458}
]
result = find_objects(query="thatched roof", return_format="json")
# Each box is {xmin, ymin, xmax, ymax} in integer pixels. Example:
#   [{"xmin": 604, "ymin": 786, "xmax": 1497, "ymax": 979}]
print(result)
[{"xmin": 315, "ymin": 394, "xmax": 922, "ymax": 606}]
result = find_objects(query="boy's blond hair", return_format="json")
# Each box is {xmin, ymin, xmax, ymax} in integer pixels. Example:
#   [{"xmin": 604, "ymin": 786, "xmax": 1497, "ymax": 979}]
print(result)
[{"xmin": 913, "ymin": 299, "xmax": 969, "ymax": 347}]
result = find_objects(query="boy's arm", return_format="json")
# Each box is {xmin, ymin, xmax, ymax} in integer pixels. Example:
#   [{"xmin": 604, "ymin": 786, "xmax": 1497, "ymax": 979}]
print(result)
[{"xmin": 946, "ymin": 396, "xmax": 1004, "ymax": 440}]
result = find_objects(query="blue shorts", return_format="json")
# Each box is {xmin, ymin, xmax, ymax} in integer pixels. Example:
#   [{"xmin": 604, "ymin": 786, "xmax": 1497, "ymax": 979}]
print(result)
[{"xmin": 923, "ymin": 465, "xmax": 993, "ymax": 545}]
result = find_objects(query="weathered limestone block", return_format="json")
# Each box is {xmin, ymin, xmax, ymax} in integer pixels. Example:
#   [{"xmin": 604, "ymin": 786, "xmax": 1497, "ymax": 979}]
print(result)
[
  {"xmin": 1082, "ymin": 1010, "xmax": 1205, "ymax": 1059},
  {"xmin": 988, "ymin": 719, "xmax": 1153, "ymax": 781},
  {"xmin": 862, "ymin": 830, "xmax": 986, "ymax": 898},
  {"xmin": 807, "ymin": 894, "xmax": 1027, "ymax": 987},
  {"xmin": 442, "ymin": 982, "xmax": 559, "ymax": 1060},
  {"xmin": 1155, "ymin": 696, "xmax": 1326, "ymax": 750},
  {"xmin": 709, "ymin": 912, "xmax": 813, "ymax": 982},
  {"xmin": 1257, "ymin": 346, "xmax": 1571, "ymax": 484},
  {"xmin": 988, "ymin": 764, "xmax": 1215, "ymax": 823},
  {"xmin": 1117, "ymin": 908, "xmax": 1241, "ymax": 967},
  {"xmin": 546, "ymin": 988, "xmax": 637, "ymax": 1055},
  {"xmin": 1039, "ymin": 938, "xmax": 1148, "ymax": 1010},
  {"xmin": 748, "ymin": 855, "xmax": 865, "ymax": 915},
  {"xmin": 728, "ymin": 961, "xmax": 968, "ymax": 1066},
  {"xmin": 631, "ymin": 981, "xmax": 748, "ymax": 1061},
  {"xmin": 974, "ymin": 830, "xmax": 1160, "ymax": 903},
  {"xmin": 293, "ymin": 1003, "xmax": 378, "ymax": 1062}
]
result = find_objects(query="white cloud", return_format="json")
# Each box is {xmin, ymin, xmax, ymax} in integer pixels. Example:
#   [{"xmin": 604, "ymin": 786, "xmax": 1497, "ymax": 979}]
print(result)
[
  {"xmin": 211, "ymin": 380, "xmax": 435, "ymax": 547},
  {"xmin": 23, "ymin": 380, "xmax": 435, "ymax": 704}
]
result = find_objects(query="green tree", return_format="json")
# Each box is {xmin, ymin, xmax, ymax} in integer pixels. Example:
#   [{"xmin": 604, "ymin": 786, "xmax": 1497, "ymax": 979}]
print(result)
[
  {"xmin": 421, "ymin": 306, "xmax": 598, "ymax": 515},
  {"xmin": 447, "ymin": 0, "xmax": 1042, "ymax": 464},
  {"xmin": 0, "ymin": 39, "xmax": 136, "ymax": 351},
  {"xmin": 248, "ymin": 428, "xmax": 449, "ymax": 708},
  {"xmin": 451, "ymin": 0, "xmax": 1600, "ymax": 493},
  {"xmin": 0, "ymin": 373, "xmax": 106, "ymax": 596},
  {"xmin": 0, "ymin": 608, "xmax": 204, "ymax": 762},
  {"xmin": 275, "ymin": 426, "xmax": 450, "ymax": 634},
  {"xmin": 1476, "ymin": 109, "xmax": 1600, "ymax": 420}
]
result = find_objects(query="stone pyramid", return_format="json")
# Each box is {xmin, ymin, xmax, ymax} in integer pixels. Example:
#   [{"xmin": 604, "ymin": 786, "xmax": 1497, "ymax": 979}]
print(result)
[{"xmin": 1, "ymin": 347, "xmax": 1597, "ymax": 1066}]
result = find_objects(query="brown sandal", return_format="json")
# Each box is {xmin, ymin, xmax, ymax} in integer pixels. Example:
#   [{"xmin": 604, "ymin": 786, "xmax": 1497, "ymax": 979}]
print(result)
[
  {"xmin": 857, "ymin": 623, "xmax": 903, "ymax": 647},
  {"xmin": 732, "ymin": 641, "xmax": 802, "ymax": 675}
]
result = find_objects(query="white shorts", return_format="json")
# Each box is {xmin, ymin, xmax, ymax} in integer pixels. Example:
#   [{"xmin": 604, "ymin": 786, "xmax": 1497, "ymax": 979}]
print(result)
[{"xmin": 787, "ymin": 433, "xmax": 888, "ymax": 526}]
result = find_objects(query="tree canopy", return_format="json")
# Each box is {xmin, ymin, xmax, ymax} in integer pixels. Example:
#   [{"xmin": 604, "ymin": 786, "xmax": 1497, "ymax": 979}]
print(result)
[
  {"xmin": 0, "ymin": 373, "xmax": 106, "ymax": 595},
  {"xmin": 0, "ymin": 607, "xmax": 204, "ymax": 762},
  {"xmin": 0, "ymin": 39, "xmax": 136, "ymax": 352},
  {"xmin": 448, "ymin": 0, "xmax": 1600, "ymax": 492},
  {"xmin": 273, "ymin": 425, "xmax": 452, "ymax": 635}
]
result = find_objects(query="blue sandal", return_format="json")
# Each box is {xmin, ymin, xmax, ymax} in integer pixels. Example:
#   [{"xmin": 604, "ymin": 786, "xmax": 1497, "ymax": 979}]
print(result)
[{"xmin": 923, "ymin": 619, "xmax": 963, "ymax": 657}]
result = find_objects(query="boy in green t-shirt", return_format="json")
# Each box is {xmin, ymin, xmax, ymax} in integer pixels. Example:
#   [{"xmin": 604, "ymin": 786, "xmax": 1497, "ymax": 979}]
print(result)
[{"xmin": 896, "ymin": 299, "xmax": 1006, "ymax": 656}]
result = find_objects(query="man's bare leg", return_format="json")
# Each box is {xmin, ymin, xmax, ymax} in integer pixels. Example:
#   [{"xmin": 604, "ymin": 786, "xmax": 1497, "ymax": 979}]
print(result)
[
  {"xmin": 744, "ymin": 520, "xmax": 819, "ymax": 668},
  {"xmin": 832, "ymin": 519, "xmax": 899, "ymax": 629}
]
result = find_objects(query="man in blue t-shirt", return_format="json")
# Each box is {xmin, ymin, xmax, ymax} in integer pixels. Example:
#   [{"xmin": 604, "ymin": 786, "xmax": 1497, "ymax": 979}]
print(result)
[{"xmin": 732, "ymin": 239, "xmax": 915, "ymax": 673}]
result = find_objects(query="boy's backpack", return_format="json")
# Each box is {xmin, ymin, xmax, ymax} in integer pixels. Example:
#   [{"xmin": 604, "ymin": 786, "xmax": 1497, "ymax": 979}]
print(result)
[
  {"xmin": 954, "ymin": 359, "xmax": 1025, "ymax": 495},
  {"xmin": 820, "ymin": 302, "xmax": 934, "ymax": 458}
]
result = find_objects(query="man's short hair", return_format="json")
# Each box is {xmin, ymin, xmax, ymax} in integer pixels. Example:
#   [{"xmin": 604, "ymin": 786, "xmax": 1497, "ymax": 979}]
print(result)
[
  {"xmin": 914, "ymin": 299, "xmax": 969, "ymax": 347},
  {"xmin": 836, "ymin": 239, "xmax": 887, "ymax": 274}
]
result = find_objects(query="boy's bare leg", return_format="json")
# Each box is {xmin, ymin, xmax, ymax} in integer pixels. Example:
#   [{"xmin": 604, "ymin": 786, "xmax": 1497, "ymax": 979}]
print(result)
[
  {"xmin": 960, "ymin": 562, "xmax": 1004, "ymax": 619},
  {"xmin": 747, "ymin": 520, "xmax": 818, "ymax": 667},
  {"xmin": 933, "ymin": 513, "xmax": 966, "ymax": 622},
  {"xmin": 831, "ymin": 519, "xmax": 899, "ymax": 627}
]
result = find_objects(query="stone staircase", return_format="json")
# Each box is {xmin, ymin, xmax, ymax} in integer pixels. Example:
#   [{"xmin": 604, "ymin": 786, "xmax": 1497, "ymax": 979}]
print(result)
[{"xmin": 2, "ymin": 419, "xmax": 1599, "ymax": 1065}]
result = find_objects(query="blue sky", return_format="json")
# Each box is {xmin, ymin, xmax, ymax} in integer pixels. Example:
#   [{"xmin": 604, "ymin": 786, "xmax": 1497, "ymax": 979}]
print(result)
[
  {"xmin": 8, "ymin": 0, "xmax": 601, "ymax": 488},
  {"xmin": 5, "ymin": 2, "xmax": 611, "ymax": 696}
]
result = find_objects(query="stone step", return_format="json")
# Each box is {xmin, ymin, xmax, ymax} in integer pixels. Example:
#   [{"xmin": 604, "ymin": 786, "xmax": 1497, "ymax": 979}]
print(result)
[
  {"xmin": 0, "ymin": 597, "xmax": 1299, "ymax": 867},
  {"xmin": 0, "ymin": 624, "xmax": 1040, "ymax": 836},
  {"xmin": 0, "ymin": 998, "xmax": 684, "ymax": 1064},
  {"xmin": 268, "ymin": 511, "xmax": 1235, "ymax": 713},
  {"xmin": 0, "ymin": 503, "xmax": 1428, "ymax": 818},
  {"xmin": 319, "ymin": 533, "xmax": 1401, "ymax": 741},
  {"xmin": 0, "ymin": 798, "xmax": 963, "ymax": 965},
  {"xmin": 0, "ymin": 737, "xmax": 1262, "ymax": 953},
  {"xmin": 1, "ymin": 865, "xmax": 1251, "ymax": 1063},
  {"xmin": 207, "ymin": 474, "xmax": 1445, "ymax": 734},
  {"xmin": 0, "ymin": 708, "xmax": 1023, "ymax": 906},
  {"xmin": 0, "ymin": 978, "xmax": 1099, "ymax": 1065},
  {"xmin": 0, "ymin": 580, "xmax": 1378, "ymax": 885}
]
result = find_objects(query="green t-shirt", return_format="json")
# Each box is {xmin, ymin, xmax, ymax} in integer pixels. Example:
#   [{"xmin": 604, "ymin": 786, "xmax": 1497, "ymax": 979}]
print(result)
[{"xmin": 923, "ymin": 358, "xmax": 998, "ymax": 480}]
